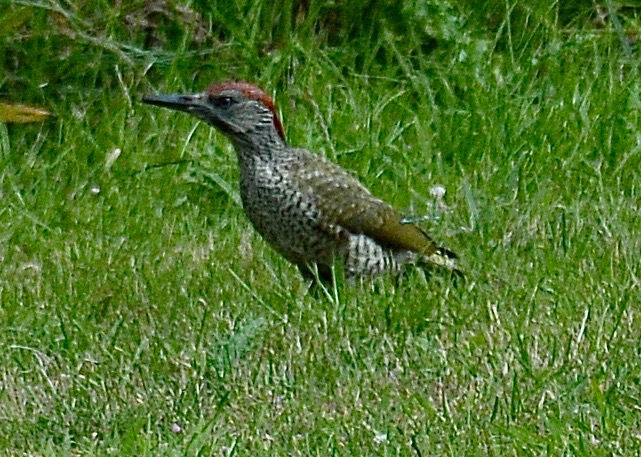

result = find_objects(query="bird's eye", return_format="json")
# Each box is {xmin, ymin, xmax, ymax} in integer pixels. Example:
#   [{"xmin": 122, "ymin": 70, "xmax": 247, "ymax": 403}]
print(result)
[{"xmin": 211, "ymin": 96, "xmax": 233, "ymax": 108}]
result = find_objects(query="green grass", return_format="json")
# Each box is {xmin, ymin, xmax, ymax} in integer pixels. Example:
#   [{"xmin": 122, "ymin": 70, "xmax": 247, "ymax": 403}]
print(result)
[{"xmin": 2, "ymin": 0, "xmax": 641, "ymax": 454}]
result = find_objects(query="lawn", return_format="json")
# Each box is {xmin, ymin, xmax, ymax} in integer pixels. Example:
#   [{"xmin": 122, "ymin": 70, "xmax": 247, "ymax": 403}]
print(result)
[{"xmin": 1, "ymin": 0, "xmax": 641, "ymax": 454}]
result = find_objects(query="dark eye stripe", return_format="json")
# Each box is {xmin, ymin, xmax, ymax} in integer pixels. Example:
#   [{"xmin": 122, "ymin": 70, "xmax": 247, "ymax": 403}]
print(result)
[{"xmin": 210, "ymin": 95, "xmax": 233, "ymax": 108}]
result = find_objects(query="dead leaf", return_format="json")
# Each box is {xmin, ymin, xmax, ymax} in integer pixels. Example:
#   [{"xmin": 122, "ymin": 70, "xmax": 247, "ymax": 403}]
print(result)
[{"xmin": 0, "ymin": 102, "xmax": 51, "ymax": 123}]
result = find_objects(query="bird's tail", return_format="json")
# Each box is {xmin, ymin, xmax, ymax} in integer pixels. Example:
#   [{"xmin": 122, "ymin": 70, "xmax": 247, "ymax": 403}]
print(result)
[{"xmin": 422, "ymin": 246, "xmax": 464, "ymax": 279}]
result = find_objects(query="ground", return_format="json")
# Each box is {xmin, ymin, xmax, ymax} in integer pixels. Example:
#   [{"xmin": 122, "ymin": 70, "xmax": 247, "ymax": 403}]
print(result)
[{"xmin": 1, "ymin": 1, "xmax": 641, "ymax": 454}]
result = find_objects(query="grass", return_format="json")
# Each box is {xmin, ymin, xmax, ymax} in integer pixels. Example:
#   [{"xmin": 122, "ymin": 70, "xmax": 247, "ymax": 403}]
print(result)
[{"xmin": 2, "ymin": 0, "xmax": 641, "ymax": 454}]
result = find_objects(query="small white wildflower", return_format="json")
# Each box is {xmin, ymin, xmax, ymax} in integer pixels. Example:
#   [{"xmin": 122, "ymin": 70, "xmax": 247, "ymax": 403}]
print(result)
[
  {"xmin": 373, "ymin": 432, "xmax": 387, "ymax": 444},
  {"xmin": 429, "ymin": 184, "xmax": 446, "ymax": 200},
  {"xmin": 90, "ymin": 184, "xmax": 100, "ymax": 195}
]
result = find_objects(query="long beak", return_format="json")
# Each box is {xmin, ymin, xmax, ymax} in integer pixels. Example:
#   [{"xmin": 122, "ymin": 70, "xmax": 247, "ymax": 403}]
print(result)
[{"xmin": 141, "ymin": 93, "xmax": 202, "ymax": 112}]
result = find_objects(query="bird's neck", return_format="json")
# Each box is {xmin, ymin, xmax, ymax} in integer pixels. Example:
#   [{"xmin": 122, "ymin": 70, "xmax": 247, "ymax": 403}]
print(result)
[{"xmin": 229, "ymin": 128, "xmax": 288, "ymax": 164}]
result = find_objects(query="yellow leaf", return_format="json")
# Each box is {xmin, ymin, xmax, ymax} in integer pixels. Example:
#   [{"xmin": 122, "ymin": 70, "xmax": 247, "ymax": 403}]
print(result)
[{"xmin": 0, "ymin": 102, "xmax": 51, "ymax": 124}]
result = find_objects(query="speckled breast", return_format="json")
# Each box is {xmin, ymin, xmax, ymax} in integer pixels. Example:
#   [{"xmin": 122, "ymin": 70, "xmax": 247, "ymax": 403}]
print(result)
[{"xmin": 238, "ymin": 159, "xmax": 346, "ymax": 268}]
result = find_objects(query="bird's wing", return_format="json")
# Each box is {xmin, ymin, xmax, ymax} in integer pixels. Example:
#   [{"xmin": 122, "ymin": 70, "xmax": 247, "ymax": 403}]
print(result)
[{"xmin": 289, "ymin": 150, "xmax": 440, "ymax": 256}]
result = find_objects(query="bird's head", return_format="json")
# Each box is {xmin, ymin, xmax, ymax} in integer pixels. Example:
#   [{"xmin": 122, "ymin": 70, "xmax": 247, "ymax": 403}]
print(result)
[{"xmin": 143, "ymin": 81, "xmax": 286, "ymax": 148}]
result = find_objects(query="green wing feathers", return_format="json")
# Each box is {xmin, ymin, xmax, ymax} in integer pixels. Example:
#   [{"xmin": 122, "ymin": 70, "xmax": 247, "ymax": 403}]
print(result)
[{"xmin": 290, "ymin": 151, "xmax": 459, "ymax": 272}]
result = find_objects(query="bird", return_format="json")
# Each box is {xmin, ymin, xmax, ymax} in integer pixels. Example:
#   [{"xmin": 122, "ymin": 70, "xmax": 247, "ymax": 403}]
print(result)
[{"xmin": 142, "ymin": 81, "xmax": 460, "ymax": 283}]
